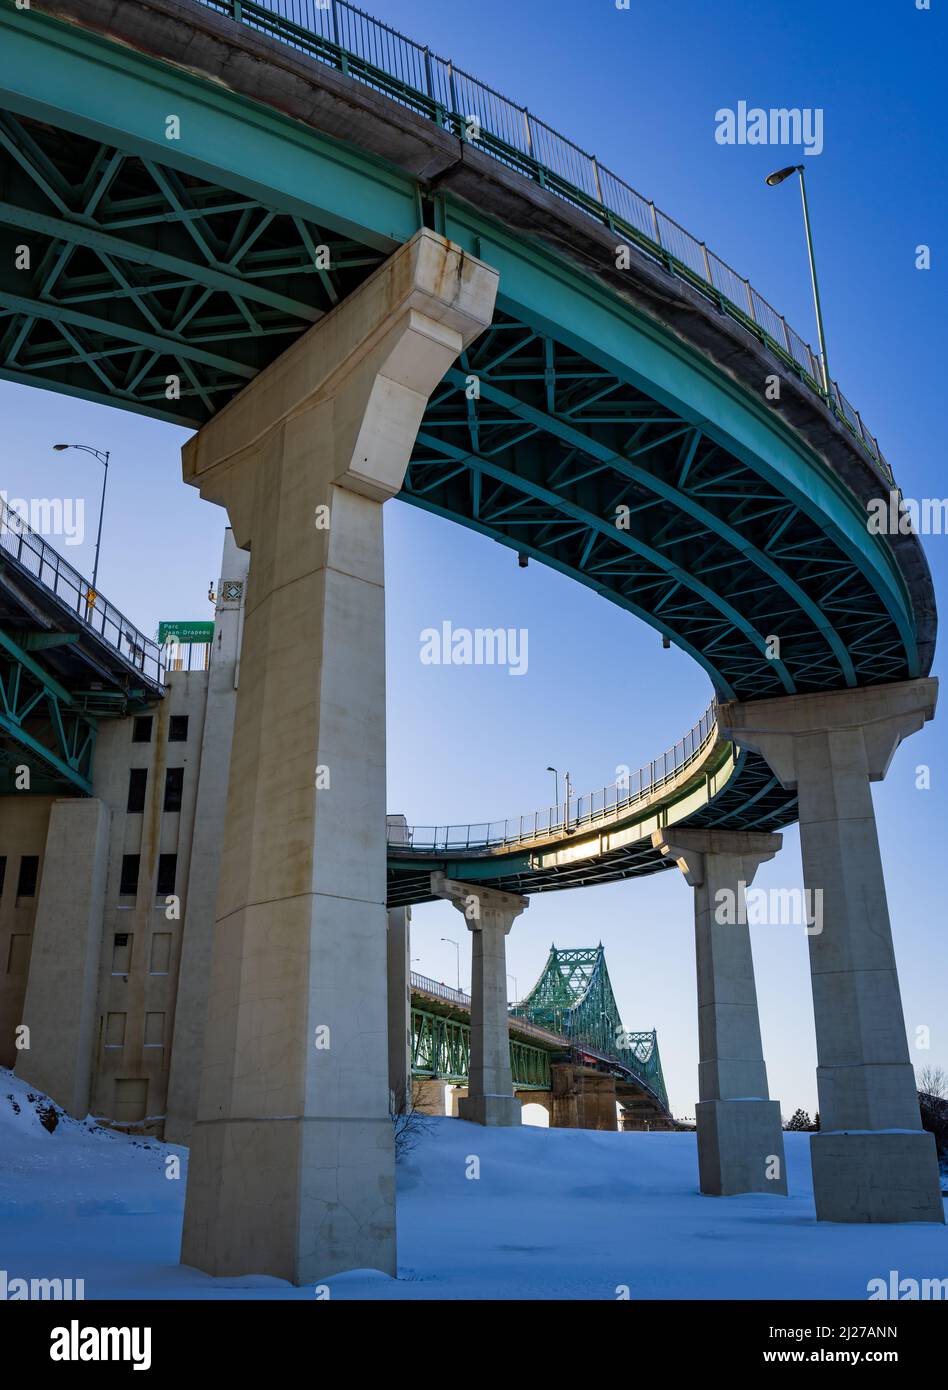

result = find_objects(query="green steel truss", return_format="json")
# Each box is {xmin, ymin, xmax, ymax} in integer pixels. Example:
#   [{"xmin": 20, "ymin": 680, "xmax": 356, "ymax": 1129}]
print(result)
[
  {"xmin": 513, "ymin": 945, "xmax": 668, "ymax": 1108},
  {"xmin": 0, "ymin": 111, "xmax": 384, "ymax": 425},
  {"xmin": 0, "ymin": 627, "xmax": 95, "ymax": 793},
  {"xmin": 411, "ymin": 1006, "xmax": 550, "ymax": 1091},
  {"xmin": 405, "ymin": 317, "xmax": 911, "ymax": 701}
]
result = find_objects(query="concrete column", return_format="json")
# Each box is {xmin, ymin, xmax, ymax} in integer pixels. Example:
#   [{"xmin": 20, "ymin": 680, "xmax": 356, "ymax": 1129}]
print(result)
[
  {"xmin": 431, "ymin": 875, "xmax": 526, "ymax": 1125},
  {"xmin": 386, "ymin": 816, "xmax": 412, "ymax": 1112},
  {"xmin": 550, "ymin": 1062, "xmax": 579, "ymax": 1129},
  {"xmin": 585, "ymin": 1073, "xmax": 619, "ymax": 1130},
  {"xmin": 652, "ymin": 827, "xmax": 788, "ymax": 1196},
  {"xmin": 165, "ymin": 530, "xmax": 249, "ymax": 1143},
  {"xmin": 178, "ymin": 231, "xmax": 498, "ymax": 1283},
  {"xmin": 550, "ymin": 1063, "xmax": 618, "ymax": 1130},
  {"xmin": 16, "ymin": 798, "xmax": 110, "ymax": 1116},
  {"xmin": 719, "ymin": 679, "xmax": 943, "ymax": 1222}
]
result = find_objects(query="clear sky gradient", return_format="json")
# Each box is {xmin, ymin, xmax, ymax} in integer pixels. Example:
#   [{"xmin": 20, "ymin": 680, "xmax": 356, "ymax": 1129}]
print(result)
[{"xmin": 3, "ymin": 0, "xmax": 945, "ymax": 1117}]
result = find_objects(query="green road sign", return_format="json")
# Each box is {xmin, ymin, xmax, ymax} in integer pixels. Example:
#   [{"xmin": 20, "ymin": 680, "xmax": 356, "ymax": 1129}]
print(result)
[{"xmin": 158, "ymin": 621, "xmax": 215, "ymax": 645}]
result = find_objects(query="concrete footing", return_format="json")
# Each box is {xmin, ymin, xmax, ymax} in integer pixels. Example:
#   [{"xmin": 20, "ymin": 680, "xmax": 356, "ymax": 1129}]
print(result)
[
  {"xmin": 810, "ymin": 1132, "xmax": 945, "ymax": 1223},
  {"xmin": 458, "ymin": 1093, "xmax": 522, "ymax": 1126},
  {"xmin": 696, "ymin": 1099, "xmax": 787, "ymax": 1196}
]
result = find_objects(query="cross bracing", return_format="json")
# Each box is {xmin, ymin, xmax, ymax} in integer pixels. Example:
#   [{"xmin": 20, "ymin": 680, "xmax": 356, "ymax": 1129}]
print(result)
[{"xmin": 0, "ymin": 112, "xmax": 384, "ymax": 424}]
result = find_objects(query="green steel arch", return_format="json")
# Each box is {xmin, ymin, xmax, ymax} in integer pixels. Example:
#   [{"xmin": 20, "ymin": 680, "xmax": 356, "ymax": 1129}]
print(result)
[{"xmin": 0, "ymin": 1, "xmax": 935, "ymax": 902}]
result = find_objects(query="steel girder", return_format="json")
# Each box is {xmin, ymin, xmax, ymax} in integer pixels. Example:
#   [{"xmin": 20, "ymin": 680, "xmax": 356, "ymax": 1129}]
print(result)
[
  {"xmin": 403, "ymin": 315, "xmax": 912, "ymax": 702},
  {"xmin": 0, "ymin": 627, "xmax": 95, "ymax": 793},
  {"xmin": 410, "ymin": 1006, "xmax": 550, "ymax": 1090},
  {"xmin": 0, "ymin": 112, "xmax": 384, "ymax": 424}
]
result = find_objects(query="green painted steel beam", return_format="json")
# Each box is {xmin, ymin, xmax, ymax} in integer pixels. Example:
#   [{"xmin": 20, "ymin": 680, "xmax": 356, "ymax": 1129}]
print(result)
[
  {"xmin": 441, "ymin": 203, "xmax": 918, "ymax": 673},
  {"xmin": 17, "ymin": 631, "xmax": 80, "ymax": 651},
  {"xmin": 0, "ymin": 627, "xmax": 74, "ymax": 704},
  {"xmin": 0, "ymin": 287, "xmax": 257, "ymax": 378},
  {"xmin": 439, "ymin": 371, "xmax": 857, "ymax": 687},
  {"xmin": 0, "ymin": 8, "xmax": 419, "ymax": 251},
  {"xmin": 0, "ymin": 202, "xmax": 323, "ymax": 323},
  {"xmin": 401, "ymin": 487, "xmax": 739, "ymax": 699},
  {"xmin": 417, "ymin": 425, "xmax": 796, "ymax": 693},
  {"xmin": 0, "ymin": 707, "xmax": 93, "ymax": 794}
]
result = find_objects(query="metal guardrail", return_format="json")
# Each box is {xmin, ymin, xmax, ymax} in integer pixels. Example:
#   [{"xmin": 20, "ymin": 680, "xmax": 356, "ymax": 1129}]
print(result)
[
  {"xmin": 394, "ymin": 700, "xmax": 718, "ymax": 853},
  {"xmin": 0, "ymin": 496, "xmax": 164, "ymax": 686},
  {"xmin": 196, "ymin": 0, "xmax": 895, "ymax": 486},
  {"xmin": 410, "ymin": 970, "xmax": 470, "ymax": 1007}
]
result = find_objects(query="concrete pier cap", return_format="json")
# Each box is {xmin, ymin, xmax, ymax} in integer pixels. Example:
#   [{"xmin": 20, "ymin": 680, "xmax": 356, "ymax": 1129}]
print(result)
[
  {"xmin": 182, "ymin": 227, "xmax": 499, "ymax": 519},
  {"xmin": 716, "ymin": 677, "xmax": 938, "ymax": 788},
  {"xmin": 650, "ymin": 827, "xmax": 782, "ymax": 887}
]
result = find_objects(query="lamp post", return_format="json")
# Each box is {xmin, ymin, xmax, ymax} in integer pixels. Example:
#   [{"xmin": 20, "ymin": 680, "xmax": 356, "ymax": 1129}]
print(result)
[
  {"xmin": 547, "ymin": 765, "xmax": 574, "ymax": 833},
  {"xmin": 441, "ymin": 936, "xmax": 460, "ymax": 993},
  {"xmin": 52, "ymin": 443, "xmax": 110, "ymax": 593},
  {"xmin": 507, "ymin": 973, "xmax": 518, "ymax": 1006},
  {"xmin": 546, "ymin": 765, "xmax": 559, "ymax": 823},
  {"xmin": 765, "ymin": 164, "xmax": 831, "ymax": 399}
]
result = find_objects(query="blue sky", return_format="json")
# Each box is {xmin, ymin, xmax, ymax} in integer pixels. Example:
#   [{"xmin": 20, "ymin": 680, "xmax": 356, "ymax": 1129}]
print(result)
[{"xmin": 3, "ymin": 0, "xmax": 945, "ymax": 1117}]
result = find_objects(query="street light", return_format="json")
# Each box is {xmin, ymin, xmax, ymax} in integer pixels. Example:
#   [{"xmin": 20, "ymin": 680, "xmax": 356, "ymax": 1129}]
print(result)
[
  {"xmin": 546, "ymin": 765, "xmax": 559, "ymax": 815},
  {"xmin": 52, "ymin": 443, "xmax": 111, "ymax": 594},
  {"xmin": 765, "ymin": 164, "xmax": 831, "ymax": 398},
  {"xmin": 507, "ymin": 973, "xmax": 518, "ymax": 1005},
  {"xmin": 440, "ymin": 937, "xmax": 460, "ymax": 993},
  {"xmin": 547, "ymin": 765, "xmax": 574, "ymax": 833}
]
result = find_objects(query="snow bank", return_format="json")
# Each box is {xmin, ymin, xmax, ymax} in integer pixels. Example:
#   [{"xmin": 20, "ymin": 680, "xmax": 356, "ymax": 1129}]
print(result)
[{"xmin": 0, "ymin": 1069, "xmax": 944, "ymax": 1300}]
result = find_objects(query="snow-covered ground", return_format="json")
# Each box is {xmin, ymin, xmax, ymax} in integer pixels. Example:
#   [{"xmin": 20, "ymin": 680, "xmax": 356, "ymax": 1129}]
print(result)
[{"xmin": 1, "ymin": 1069, "xmax": 945, "ymax": 1300}]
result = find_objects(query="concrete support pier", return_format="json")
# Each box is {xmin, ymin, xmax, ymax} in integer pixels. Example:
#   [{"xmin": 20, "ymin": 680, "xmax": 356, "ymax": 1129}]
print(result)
[
  {"xmin": 719, "ymin": 679, "xmax": 943, "ymax": 1223},
  {"xmin": 652, "ymin": 827, "xmax": 788, "ymax": 1196},
  {"xmin": 431, "ymin": 875, "xmax": 526, "ymax": 1125},
  {"xmin": 551, "ymin": 1063, "xmax": 618, "ymax": 1130},
  {"xmin": 16, "ymin": 798, "xmax": 110, "ymax": 1116},
  {"xmin": 386, "ymin": 816, "xmax": 412, "ymax": 1112},
  {"xmin": 178, "ymin": 231, "xmax": 498, "ymax": 1282}
]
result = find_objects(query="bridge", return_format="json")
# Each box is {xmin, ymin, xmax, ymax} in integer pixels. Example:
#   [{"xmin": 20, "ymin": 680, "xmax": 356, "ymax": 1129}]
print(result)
[
  {"xmin": 1, "ymin": 0, "xmax": 941, "ymax": 1284},
  {"xmin": 0, "ymin": 493, "xmax": 163, "ymax": 794},
  {"xmin": 409, "ymin": 945, "xmax": 671, "ymax": 1130}
]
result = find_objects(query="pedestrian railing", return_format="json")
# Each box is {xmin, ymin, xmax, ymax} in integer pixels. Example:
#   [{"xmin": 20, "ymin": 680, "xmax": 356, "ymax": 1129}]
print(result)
[
  {"xmin": 410, "ymin": 971, "xmax": 469, "ymax": 1007},
  {"xmin": 0, "ymin": 495, "xmax": 164, "ymax": 687},
  {"xmin": 392, "ymin": 700, "xmax": 719, "ymax": 853},
  {"xmin": 196, "ymin": 0, "xmax": 895, "ymax": 486}
]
